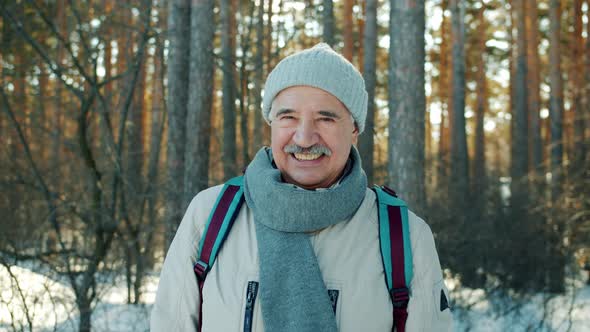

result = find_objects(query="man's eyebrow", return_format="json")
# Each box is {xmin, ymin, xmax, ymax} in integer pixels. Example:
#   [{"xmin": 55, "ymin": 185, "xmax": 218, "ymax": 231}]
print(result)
[
  {"xmin": 318, "ymin": 110, "xmax": 341, "ymax": 119},
  {"xmin": 275, "ymin": 108, "xmax": 295, "ymax": 117}
]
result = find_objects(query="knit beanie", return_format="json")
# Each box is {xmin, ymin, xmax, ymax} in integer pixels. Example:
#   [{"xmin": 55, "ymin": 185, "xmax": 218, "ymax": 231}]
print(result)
[{"xmin": 262, "ymin": 43, "xmax": 368, "ymax": 133}]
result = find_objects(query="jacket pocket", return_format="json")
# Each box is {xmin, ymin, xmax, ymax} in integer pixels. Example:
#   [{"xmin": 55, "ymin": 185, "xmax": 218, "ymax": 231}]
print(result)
[{"xmin": 243, "ymin": 281, "xmax": 259, "ymax": 332}]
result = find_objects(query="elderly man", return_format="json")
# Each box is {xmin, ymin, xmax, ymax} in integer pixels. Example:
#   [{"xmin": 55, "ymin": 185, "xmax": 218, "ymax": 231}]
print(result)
[{"xmin": 151, "ymin": 43, "xmax": 452, "ymax": 331}]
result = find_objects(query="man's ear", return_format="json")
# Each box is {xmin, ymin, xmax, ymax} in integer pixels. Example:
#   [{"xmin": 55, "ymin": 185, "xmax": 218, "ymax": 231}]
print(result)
[{"xmin": 351, "ymin": 123, "xmax": 359, "ymax": 145}]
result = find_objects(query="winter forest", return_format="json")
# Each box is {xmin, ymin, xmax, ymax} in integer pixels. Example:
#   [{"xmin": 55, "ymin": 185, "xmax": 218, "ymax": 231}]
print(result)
[{"xmin": 1, "ymin": 0, "xmax": 589, "ymax": 331}]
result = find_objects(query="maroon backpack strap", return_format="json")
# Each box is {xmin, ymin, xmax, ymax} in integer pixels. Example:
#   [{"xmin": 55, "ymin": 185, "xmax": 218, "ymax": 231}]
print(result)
[
  {"xmin": 372, "ymin": 185, "xmax": 413, "ymax": 332},
  {"xmin": 193, "ymin": 176, "xmax": 244, "ymax": 332},
  {"xmin": 390, "ymin": 203, "xmax": 409, "ymax": 332}
]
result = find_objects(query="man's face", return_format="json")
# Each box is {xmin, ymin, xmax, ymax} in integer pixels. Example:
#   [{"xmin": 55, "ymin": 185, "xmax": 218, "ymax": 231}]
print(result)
[{"xmin": 270, "ymin": 86, "xmax": 358, "ymax": 190}]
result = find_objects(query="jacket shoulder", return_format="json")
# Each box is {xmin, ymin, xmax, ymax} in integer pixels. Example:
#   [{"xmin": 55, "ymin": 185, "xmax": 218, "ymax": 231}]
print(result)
[
  {"xmin": 171, "ymin": 184, "xmax": 228, "ymax": 245},
  {"xmin": 406, "ymin": 210, "xmax": 432, "ymax": 239},
  {"xmin": 366, "ymin": 187, "xmax": 434, "ymax": 249},
  {"xmin": 191, "ymin": 184, "xmax": 226, "ymax": 207}
]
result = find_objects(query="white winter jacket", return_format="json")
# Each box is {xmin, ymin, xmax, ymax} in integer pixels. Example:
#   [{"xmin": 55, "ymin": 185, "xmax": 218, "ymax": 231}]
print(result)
[{"xmin": 151, "ymin": 185, "xmax": 453, "ymax": 331}]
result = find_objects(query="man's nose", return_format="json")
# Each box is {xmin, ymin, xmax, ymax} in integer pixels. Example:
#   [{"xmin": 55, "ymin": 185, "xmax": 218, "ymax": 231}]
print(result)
[{"xmin": 293, "ymin": 120, "xmax": 319, "ymax": 148}]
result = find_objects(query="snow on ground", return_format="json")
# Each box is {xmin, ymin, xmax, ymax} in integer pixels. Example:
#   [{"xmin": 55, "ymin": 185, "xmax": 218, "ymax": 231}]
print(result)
[
  {"xmin": 0, "ymin": 265, "xmax": 157, "ymax": 332},
  {"xmin": 1, "ymin": 265, "xmax": 589, "ymax": 331},
  {"xmin": 452, "ymin": 285, "xmax": 590, "ymax": 331},
  {"xmin": 0, "ymin": 264, "xmax": 76, "ymax": 331}
]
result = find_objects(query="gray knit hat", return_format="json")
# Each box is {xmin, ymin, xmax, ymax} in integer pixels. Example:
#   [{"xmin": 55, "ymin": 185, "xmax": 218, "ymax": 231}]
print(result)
[{"xmin": 262, "ymin": 43, "xmax": 368, "ymax": 133}]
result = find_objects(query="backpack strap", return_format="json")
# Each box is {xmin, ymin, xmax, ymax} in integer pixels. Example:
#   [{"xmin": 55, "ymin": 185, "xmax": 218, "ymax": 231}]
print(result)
[
  {"xmin": 373, "ymin": 185, "xmax": 413, "ymax": 332},
  {"xmin": 193, "ymin": 175, "xmax": 245, "ymax": 332}
]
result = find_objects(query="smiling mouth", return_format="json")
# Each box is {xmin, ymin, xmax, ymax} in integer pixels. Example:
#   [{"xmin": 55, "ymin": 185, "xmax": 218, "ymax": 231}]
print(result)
[{"xmin": 292, "ymin": 153, "xmax": 323, "ymax": 161}]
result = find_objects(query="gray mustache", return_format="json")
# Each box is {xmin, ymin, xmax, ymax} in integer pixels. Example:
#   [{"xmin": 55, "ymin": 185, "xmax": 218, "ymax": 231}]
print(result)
[{"xmin": 283, "ymin": 144, "xmax": 332, "ymax": 156}]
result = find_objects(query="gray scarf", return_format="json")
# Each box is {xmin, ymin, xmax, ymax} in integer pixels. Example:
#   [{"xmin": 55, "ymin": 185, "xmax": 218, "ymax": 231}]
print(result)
[{"xmin": 243, "ymin": 146, "xmax": 367, "ymax": 331}]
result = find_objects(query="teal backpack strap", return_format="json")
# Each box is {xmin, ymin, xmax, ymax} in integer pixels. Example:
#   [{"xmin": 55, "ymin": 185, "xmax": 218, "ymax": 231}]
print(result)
[
  {"xmin": 193, "ymin": 175, "xmax": 244, "ymax": 332},
  {"xmin": 373, "ymin": 185, "xmax": 413, "ymax": 332}
]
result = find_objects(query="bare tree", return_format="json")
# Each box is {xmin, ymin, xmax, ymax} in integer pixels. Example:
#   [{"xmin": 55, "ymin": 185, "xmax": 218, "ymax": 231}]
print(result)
[
  {"xmin": 360, "ymin": 0, "xmax": 377, "ymax": 185},
  {"xmin": 237, "ymin": 1, "xmax": 256, "ymax": 165},
  {"xmin": 165, "ymin": 0, "xmax": 191, "ymax": 248},
  {"xmin": 388, "ymin": 0, "xmax": 426, "ymax": 214},
  {"xmin": 473, "ymin": 1, "xmax": 487, "ymax": 200},
  {"xmin": 548, "ymin": 0, "xmax": 565, "ymax": 293},
  {"xmin": 221, "ymin": 0, "xmax": 238, "ymax": 180},
  {"xmin": 449, "ymin": 0, "xmax": 469, "ymax": 207},
  {"xmin": 571, "ymin": 0, "xmax": 585, "ymax": 167},
  {"xmin": 253, "ymin": 0, "xmax": 266, "ymax": 149},
  {"xmin": 322, "ymin": 0, "xmax": 335, "ymax": 46},
  {"xmin": 586, "ymin": 0, "xmax": 590, "ymax": 158},
  {"xmin": 1, "ymin": 1, "xmax": 153, "ymax": 330},
  {"xmin": 548, "ymin": 0, "xmax": 563, "ymax": 199},
  {"xmin": 437, "ymin": 0, "xmax": 451, "ymax": 190},
  {"xmin": 526, "ymin": 0, "xmax": 542, "ymax": 175},
  {"xmin": 343, "ymin": 0, "xmax": 354, "ymax": 61},
  {"xmin": 184, "ymin": 0, "xmax": 215, "ymax": 204},
  {"xmin": 511, "ymin": 0, "xmax": 529, "ymax": 207}
]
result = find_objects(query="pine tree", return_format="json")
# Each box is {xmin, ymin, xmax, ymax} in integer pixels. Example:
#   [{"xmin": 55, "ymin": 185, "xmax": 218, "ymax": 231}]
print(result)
[
  {"xmin": 165, "ymin": 0, "xmax": 191, "ymax": 248},
  {"xmin": 388, "ymin": 0, "xmax": 426, "ymax": 214},
  {"xmin": 221, "ymin": 0, "xmax": 238, "ymax": 180},
  {"xmin": 184, "ymin": 0, "xmax": 215, "ymax": 204},
  {"xmin": 449, "ymin": 0, "xmax": 469, "ymax": 206},
  {"xmin": 359, "ymin": 0, "xmax": 377, "ymax": 185}
]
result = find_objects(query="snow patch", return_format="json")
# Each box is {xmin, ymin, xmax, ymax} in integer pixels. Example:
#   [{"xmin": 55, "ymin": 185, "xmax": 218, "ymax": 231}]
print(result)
[{"xmin": 1, "ymin": 265, "xmax": 589, "ymax": 331}]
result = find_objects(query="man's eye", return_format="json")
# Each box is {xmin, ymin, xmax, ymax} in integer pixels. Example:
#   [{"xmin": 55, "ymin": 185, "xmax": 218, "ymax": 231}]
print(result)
[
  {"xmin": 319, "ymin": 117, "xmax": 335, "ymax": 122},
  {"xmin": 280, "ymin": 115, "xmax": 295, "ymax": 120}
]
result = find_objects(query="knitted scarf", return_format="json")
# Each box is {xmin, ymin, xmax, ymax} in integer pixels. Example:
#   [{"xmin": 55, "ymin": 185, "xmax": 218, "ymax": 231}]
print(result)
[{"xmin": 243, "ymin": 146, "xmax": 367, "ymax": 331}]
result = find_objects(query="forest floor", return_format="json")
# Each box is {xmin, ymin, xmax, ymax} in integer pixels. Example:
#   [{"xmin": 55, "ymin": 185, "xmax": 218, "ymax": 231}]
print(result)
[{"xmin": 1, "ymin": 264, "xmax": 589, "ymax": 331}]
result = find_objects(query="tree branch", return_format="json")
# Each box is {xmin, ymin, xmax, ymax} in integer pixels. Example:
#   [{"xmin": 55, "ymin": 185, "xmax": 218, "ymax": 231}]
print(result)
[{"xmin": 0, "ymin": 5, "xmax": 83, "ymax": 99}]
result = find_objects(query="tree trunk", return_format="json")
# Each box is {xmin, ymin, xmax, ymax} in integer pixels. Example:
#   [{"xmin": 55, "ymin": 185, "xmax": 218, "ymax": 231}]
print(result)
[
  {"xmin": 104, "ymin": 0, "xmax": 113, "ymax": 99},
  {"xmin": 473, "ymin": 1, "xmax": 487, "ymax": 198},
  {"xmin": 14, "ymin": 7, "xmax": 26, "ymax": 149},
  {"xmin": 51, "ymin": 0, "xmax": 66, "ymax": 213},
  {"xmin": 253, "ymin": 0, "xmax": 265, "ymax": 149},
  {"xmin": 585, "ymin": 0, "xmax": 590, "ymax": 158},
  {"xmin": 343, "ymin": 0, "xmax": 354, "ymax": 61},
  {"xmin": 78, "ymin": 297, "xmax": 92, "ymax": 332},
  {"xmin": 511, "ymin": 0, "xmax": 529, "ymax": 206},
  {"xmin": 449, "ymin": 0, "xmax": 469, "ymax": 206},
  {"xmin": 548, "ymin": 0, "xmax": 565, "ymax": 293},
  {"xmin": 360, "ymin": 0, "xmax": 377, "ymax": 185},
  {"xmin": 237, "ymin": 0, "xmax": 254, "ymax": 166},
  {"xmin": 323, "ymin": 0, "xmax": 335, "ymax": 46},
  {"xmin": 548, "ymin": 0, "xmax": 563, "ymax": 198},
  {"xmin": 165, "ymin": 0, "xmax": 191, "ymax": 249},
  {"xmin": 266, "ymin": 0, "xmax": 274, "ymax": 73},
  {"xmin": 221, "ymin": 0, "xmax": 238, "ymax": 180},
  {"xmin": 526, "ymin": 0, "xmax": 542, "ymax": 174},
  {"xmin": 388, "ymin": 0, "xmax": 426, "ymax": 214},
  {"xmin": 437, "ymin": 0, "xmax": 450, "ymax": 189},
  {"xmin": 586, "ymin": 0, "xmax": 590, "ymax": 159},
  {"xmin": 571, "ymin": 0, "xmax": 584, "ymax": 167},
  {"xmin": 357, "ymin": 1, "xmax": 365, "ymax": 74},
  {"xmin": 126, "ymin": 53, "xmax": 146, "ymax": 201},
  {"xmin": 138, "ymin": 30, "xmax": 167, "ymax": 300},
  {"xmin": 184, "ymin": 0, "xmax": 215, "ymax": 205},
  {"xmin": 1, "ymin": 6, "xmax": 10, "ymax": 156},
  {"xmin": 37, "ymin": 61, "xmax": 48, "ymax": 161}
]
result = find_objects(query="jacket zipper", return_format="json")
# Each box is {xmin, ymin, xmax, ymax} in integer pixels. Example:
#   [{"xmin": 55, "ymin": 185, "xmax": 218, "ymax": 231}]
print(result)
[
  {"xmin": 243, "ymin": 281, "xmax": 259, "ymax": 332},
  {"xmin": 328, "ymin": 289, "xmax": 339, "ymax": 314}
]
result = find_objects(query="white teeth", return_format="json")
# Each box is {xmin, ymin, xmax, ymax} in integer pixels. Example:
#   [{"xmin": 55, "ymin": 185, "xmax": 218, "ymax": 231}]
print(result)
[{"xmin": 293, "ymin": 153, "xmax": 322, "ymax": 161}]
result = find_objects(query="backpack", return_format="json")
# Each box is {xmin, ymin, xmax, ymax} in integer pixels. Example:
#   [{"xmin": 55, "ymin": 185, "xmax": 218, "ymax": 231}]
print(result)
[{"xmin": 193, "ymin": 176, "xmax": 413, "ymax": 332}]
